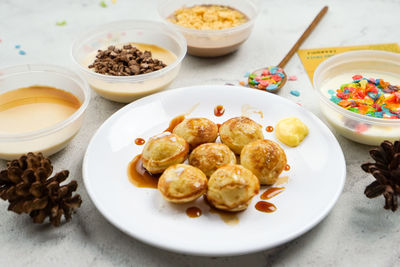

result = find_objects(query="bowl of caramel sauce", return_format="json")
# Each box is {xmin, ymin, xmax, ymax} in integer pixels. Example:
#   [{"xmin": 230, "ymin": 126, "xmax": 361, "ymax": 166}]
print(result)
[{"xmin": 0, "ymin": 64, "xmax": 90, "ymax": 159}]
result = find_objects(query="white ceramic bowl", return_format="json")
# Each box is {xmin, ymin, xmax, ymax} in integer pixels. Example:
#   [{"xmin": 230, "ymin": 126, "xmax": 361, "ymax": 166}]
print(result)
[
  {"xmin": 158, "ymin": 0, "xmax": 258, "ymax": 57},
  {"xmin": 0, "ymin": 64, "xmax": 90, "ymax": 160},
  {"xmin": 71, "ymin": 20, "xmax": 187, "ymax": 103},
  {"xmin": 313, "ymin": 50, "xmax": 400, "ymax": 146}
]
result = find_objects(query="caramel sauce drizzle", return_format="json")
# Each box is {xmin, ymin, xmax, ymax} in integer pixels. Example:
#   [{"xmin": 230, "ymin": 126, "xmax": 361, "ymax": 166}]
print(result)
[
  {"xmin": 127, "ymin": 154, "xmax": 159, "ymax": 189},
  {"xmin": 135, "ymin": 138, "xmax": 145, "ymax": 145},
  {"xmin": 209, "ymin": 207, "xmax": 239, "ymax": 225},
  {"xmin": 164, "ymin": 115, "xmax": 185, "ymax": 132},
  {"xmin": 186, "ymin": 207, "xmax": 202, "ymax": 218},
  {"xmin": 255, "ymin": 201, "xmax": 277, "ymax": 213},
  {"xmin": 214, "ymin": 105, "xmax": 225, "ymax": 117},
  {"xmin": 266, "ymin": 126, "xmax": 274, "ymax": 132},
  {"xmin": 260, "ymin": 187, "xmax": 285, "ymax": 200},
  {"xmin": 204, "ymin": 196, "xmax": 239, "ymax": 225}
]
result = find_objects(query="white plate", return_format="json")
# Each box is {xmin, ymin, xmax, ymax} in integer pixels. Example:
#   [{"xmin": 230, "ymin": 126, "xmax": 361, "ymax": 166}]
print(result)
[{"xmin": 83, "ymin": 85, "xmax": 346, "ymax": 256}]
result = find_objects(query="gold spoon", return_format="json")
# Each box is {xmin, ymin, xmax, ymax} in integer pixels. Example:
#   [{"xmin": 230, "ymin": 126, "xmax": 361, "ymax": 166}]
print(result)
[{"xmin": 248, "ymin": 6, "xmax": 328, "ymax": 93}]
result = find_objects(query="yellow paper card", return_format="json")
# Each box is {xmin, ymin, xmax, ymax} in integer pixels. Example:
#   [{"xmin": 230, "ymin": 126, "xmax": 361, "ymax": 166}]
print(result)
[{"xmin": 297, "ymin": 43, "xmax": 400, "ymax": 83}]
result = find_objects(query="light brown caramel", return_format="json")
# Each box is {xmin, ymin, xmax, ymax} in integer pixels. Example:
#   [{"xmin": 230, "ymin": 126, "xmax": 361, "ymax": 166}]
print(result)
[{"xmin": 0, "ymin": 86, "xmax": 81, "ymax": 133}]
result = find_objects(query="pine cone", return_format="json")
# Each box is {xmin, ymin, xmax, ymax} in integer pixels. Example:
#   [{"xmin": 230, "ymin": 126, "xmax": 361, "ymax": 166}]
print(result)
[
  {"xmin": 0, "ymin": 152, "xmax": 82, "ymax": 226},
  {"xmin": 361, "ymin": 140, "xmax": 400, "ymax": 211}
]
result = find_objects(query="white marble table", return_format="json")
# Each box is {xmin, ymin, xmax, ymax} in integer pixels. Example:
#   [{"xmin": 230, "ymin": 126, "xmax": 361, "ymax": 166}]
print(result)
[{"xmin": 1, "ymin": 0, "xmax": 400, "ymax": 266}]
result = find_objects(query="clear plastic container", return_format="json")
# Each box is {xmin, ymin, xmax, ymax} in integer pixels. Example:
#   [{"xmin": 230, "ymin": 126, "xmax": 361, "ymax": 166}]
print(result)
[
  {"xmin": 71, "ymin": 20, "xmax": 187, "ymax": 103},
  {"xmin": 0, "ymin": 64, "xmax": 90, "ymax": 159},
  {"xmin": 313, "ymin": 50, "xmax": 400, "ymax": 146},
  {"xmin": 158, "ymin": 0, "xmax": 258, "ymax": 57}
]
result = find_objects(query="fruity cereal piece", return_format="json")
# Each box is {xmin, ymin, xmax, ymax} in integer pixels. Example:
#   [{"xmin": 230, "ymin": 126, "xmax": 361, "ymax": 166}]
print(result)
[{"xmin": 328, "ymin": 75, "xmax": 400, "ymax": 119}]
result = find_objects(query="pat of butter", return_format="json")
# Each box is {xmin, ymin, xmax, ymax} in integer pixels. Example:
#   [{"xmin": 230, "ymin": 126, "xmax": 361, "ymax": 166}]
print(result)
[{"xmin": 275, "ymin": 117, "xmax": 309, "ymax": 147}]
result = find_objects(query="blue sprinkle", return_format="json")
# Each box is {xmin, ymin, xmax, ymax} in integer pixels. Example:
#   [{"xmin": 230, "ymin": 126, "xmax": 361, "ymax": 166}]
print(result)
[
  {"xmin": 290, "ymin": 90, "xmax": 300, "ymax": 97},
  {"xmin": 330, "ymin": 96, "xmax": 342, "ymax": 104},
  {"xmin": 375, "ymin": 111, "xmax": 383, "ymax": 118},
  {"xmin": 270, "ymin": 69, "xmax": 277, "ymax": 75},
  {"xmin": 15, "ymin": 45, "xmax": 21, "ymax": 49},
  {"xmin": 328, "ymin": 89, "xmax": 335, "ymax": 95},
  {"xmin": 375, "ymin": 79, "xmax": 380, "ymax": 85},
  {"xmin": 253, "ymin": 80, "xmax": 259, "ymax": 85},
  {"xmin": 367, "ymin": 92, "xmax": 378, "ymax": 100},
  {"xmin": 353, "ymin": 79, "xmax": 361, "ymax": 83},
  {"xmin": 266, "ymin": 84, "xmax": 277, "ymax": 90},
  {"xmin": 344, "ymin": 89, "xmax": 349, "ymax": 93},
  {"xmin": 18, "ymin": 50, "xmax": 26, "ymax": 55},
  {"xmin": 244, "ymin": 72, "xmax": 250, "ymax": 78},
  {"xmin": 277, "ymin": 72, "xmax": 285, "ymax": 78}
]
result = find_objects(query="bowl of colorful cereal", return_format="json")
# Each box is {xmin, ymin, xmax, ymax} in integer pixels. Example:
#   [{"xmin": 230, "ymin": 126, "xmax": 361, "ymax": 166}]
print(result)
[
  {"xmin": 313, "ymin": 50, "xmax": 400, "ymax": 145},
  {"xmin": 158, "ymin": 0, "xmax": 258, "ymax": 57},
  {"xmin": 71, "ymin": 20, "xmax": 187, "ymax": 103}
]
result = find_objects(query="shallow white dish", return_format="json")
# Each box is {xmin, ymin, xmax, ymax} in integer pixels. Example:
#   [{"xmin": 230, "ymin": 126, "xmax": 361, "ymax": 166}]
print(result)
[{"xmin": 83, "ymin": 85, "xmax": 346, "ymax": 256}]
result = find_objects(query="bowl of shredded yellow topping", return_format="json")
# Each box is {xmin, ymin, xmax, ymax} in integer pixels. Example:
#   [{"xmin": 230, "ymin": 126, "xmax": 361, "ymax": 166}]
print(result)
[{"xmin": 158, "ymin": 0, "xmax": 258, "ymax": 57}]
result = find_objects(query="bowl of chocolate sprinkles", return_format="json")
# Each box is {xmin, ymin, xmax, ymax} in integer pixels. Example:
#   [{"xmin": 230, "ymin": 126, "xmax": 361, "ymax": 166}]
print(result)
[{"xmin": 71, "ymin": 20, "xmax": 187, "ymax": 103}]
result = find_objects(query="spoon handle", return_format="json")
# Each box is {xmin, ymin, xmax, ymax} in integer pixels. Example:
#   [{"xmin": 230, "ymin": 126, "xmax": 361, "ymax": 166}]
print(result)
[{"xmin": 278, "ymin": 6, "xmax": 328, "ymax": 68}]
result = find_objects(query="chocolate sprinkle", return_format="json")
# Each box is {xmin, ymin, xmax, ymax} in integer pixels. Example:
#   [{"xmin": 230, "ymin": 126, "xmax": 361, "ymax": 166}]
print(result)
[{"xmin": 88, "ymin": 44, "xmax": 167, "ymax": 76}]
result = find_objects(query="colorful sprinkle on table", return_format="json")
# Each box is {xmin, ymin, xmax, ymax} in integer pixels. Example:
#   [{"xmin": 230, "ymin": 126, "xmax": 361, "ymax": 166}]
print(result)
[
  {"xmin": 248, "ymin": 66, "xmax": 286, "ymax": 91},
  {"xmin": 330, "ymin": 75, "xmax": 400, "ymax": 119},
  {"xmin": 15, "ymin": 45, "xmax": 26, "ymax": 55},
  {"xmin": 100, "ymin": 1, "xmax": 107, "ymax": 7},
  {"xmin": 289, "ymin": 75, "xmax": 298, "ymax": 81},
  {"xmin": 56, "ymin": 20, "xmax": 67, "ymax": 26},
  {"xmin": 290, "ymin": 90, "xmax": 300, "ymax": 97},
  {"xmin": 240, "ymin": 81, "xmax": 245, "ymax": 86}
]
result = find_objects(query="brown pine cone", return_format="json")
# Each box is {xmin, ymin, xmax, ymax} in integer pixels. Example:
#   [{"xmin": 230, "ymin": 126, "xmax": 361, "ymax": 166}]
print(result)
[
  {"xmin": 0, "ymin": 152, "xmax": 82, "ymax": 226},
  {"xmin": 361, "ymin": 140, "xmax": 400, "ymax": 211}
]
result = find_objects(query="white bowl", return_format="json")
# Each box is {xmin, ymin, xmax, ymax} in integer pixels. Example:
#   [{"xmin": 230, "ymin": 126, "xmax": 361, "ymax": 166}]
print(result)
[
  {"xmin": 158, "ymin": 0, "xmax": 258, "ymax": 57},
  {"xmin": 71, "ymin": 20, "xmax": 187, "ymax": 103},
  {"xmin": 313, "ymin": 50, "xmax": 400, "ymax": 146},
  {"xmin": 0, "ymin": 64, "xmax": 90, "ymax": 160}
]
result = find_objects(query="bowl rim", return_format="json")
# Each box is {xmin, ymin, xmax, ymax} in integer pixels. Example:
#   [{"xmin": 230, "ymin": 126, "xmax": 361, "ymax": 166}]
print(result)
[
  {"xmin": 70, "ymin": 20, "xmax": 187, "ymax": 83},
  {"xmin": 157, "ymin": 0, "xmax": 259, "ymax": 36},
  {"xmin": 313, "ymin": 50, "xmax": 400, "ymax": 126},
  {"xmin": 0, "ymin": 64, "xmax": 91, "ymax": 141}
]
